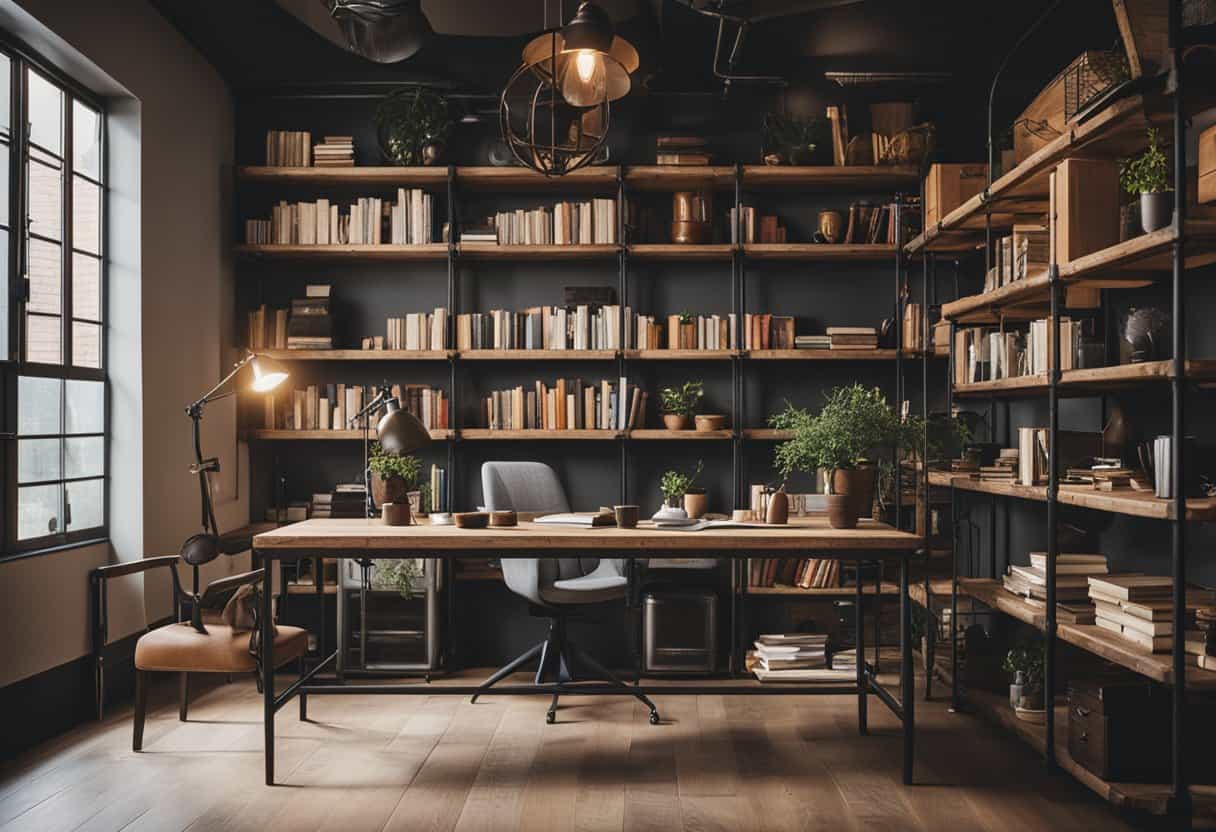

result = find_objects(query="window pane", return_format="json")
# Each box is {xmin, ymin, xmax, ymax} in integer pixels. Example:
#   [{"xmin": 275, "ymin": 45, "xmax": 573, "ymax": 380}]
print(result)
[
  {"xmin": 25, "ymin": 313, "xmax": 60, "ymax": 363},
  {"xmin": 18, "ymin": 375, "xmax": 61, "ymax": 434},
  {"xmin": 71, "ymin": 320, "xmax": 100, "ymax": 368},
  {"xmin": 0, "ymin": 54, "xmax": 10, "ymax": 133},
  {"xmin": 0, "ymin": 143, "xmax": 8, "ymax": 226},
  {"xmin": 28, "ymin": 155, "xmax": 61, "ymax": 240},
  {"xmin": 72, "ymin": 175, "xmax": 100, "ymax": 254},
  {"xmin": 18, "ymin": 437, "xmax": 60, "ymax": 483},
  {"xmin": 66, "ymin": 379, "xmax": 103, "ymax": 433},
  {"xmin": 0, "ymin": 228, "xmax": 6, "ymax": 356},
  {"xmin": 66, "ymin": 478, "xmax": 103, "ymax": 531},
  {"xmin": 18, "ymin": 482, "xmax": 61, "ymax": 539},
  {"xmin": 65, "ymin": 436, "xmax": 103, "ymax": 478},
  {"xmin": 73, "ymin": 253, "xmax": 99, "ymax": 320},
  {"xmin": 72, "ymin": 101, "xmax": 101, "ymax": 180},
  {"xmin": 27, "ymin": 70, "xmax": 62, "ymax": 155},
  {"xmin": 27, "ymin": 237, "xmax": 61, "ymax": 313}
]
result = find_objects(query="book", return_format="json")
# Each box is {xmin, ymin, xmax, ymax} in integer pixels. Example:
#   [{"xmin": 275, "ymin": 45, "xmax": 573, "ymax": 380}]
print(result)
[
  {"xmin": 1088, "ymin": 575, "xmax": 1174, "ymax": 602},
  {"xmin": 533, "ymin": 512, "xmax": 615, "ymax": 527}
]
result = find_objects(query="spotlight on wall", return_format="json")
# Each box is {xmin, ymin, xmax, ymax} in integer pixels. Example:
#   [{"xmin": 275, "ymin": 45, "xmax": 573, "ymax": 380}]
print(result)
[{"xmin": 325, "ymin": 0, "xmax": 432, "ymax": 63}]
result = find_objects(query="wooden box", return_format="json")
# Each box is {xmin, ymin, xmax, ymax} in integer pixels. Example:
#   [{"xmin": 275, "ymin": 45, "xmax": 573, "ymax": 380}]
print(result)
[
  {"xmin": 1012, "ymin": 51, "xmax": 1116, "ymax": 165},
  {"xmin": 1068, "ymin": 678, "xmax": 1169, "ymax": 782},
  {"xmin": 923, "ymin": 163, "xmax": 986, "ymax": 228},
  {"xmin": 1200, "ymin": 123, "xmax": 1216, "ymax": 206},
  {"xmin": 1049, "ymin": 158, "xmax": 1119, "ymax": 309}
]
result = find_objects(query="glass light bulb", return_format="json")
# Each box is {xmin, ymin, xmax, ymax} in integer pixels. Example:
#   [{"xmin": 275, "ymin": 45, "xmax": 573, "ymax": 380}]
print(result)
[
  {"xmin": 576, "ymin": 49, "xmax": 597, "ymax": 82},
  {"xmin": 560, "ymin": 50, "xmax": 606, "ymax": 108}
]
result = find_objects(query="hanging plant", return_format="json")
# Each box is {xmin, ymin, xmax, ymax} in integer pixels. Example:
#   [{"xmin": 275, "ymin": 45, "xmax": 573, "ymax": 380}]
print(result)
[{"xmin": 376, "ymin": 87, "xmax": 452, "ymax": 166}]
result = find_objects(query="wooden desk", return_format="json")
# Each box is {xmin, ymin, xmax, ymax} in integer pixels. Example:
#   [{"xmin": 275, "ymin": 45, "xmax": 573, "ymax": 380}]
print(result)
[{"xmin": 254, "ymin": 517, "xmax": 923, "ymax": 787}]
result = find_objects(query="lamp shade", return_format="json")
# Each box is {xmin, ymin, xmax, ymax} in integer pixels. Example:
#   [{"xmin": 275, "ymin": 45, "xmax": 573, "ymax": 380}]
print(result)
[
  {"xmin": 328, "ymin": 0, "xmax": 432, "ymax": 63},
  {"xmin": 376, "ymin": 397, "xmax": 431, "ymax": 455},
  {"xmin": 521, "ymin": 31, "xmax": 638, "ymax": 104},
  {"xmin": 248, "ymin": 355, "xmax": 289, "ymax": 393}
]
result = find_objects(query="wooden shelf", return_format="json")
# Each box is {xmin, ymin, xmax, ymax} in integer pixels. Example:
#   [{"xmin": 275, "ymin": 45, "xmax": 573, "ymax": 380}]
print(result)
[
  {"xmin": 747, "ymin": 582, "xmax": 901, "ymax": 596},
  {"xmin": 925, "ymin": 471, "xmax": 1216, "ymax": 521},
  {"xmin": 458, "ymin": 349, "xmax": 616, "ymax": 361},
  {"xmin": 260, "ymin": 349, "xmax": 450, "ymax": 361},
  {"xmin": 237, "ymin": 165, "xmax": 449, "ymax": 186},
  {"xmin": 747, "ymin": 348, "xmax": 901, "ymax": 360},
  {"xmin": 235, "ymin": 243, "xmax": 449, "ymax": 261},
  {"xmin": 629, "ymin": 243, "xmax": 733, "ymax": 261},
  {"xmin": 941, "ymin": 271, "xmax": 1052, "ymax": 324},
  {"xmin": 286, "ymin": 583, "xmax": 339, "ymax": 595},
  {"xmin": 624, "ymin": 349, "xmax": 736, "ymax": 360},
  {"xmin": 742, "ymin": 428, "xmax": 792, "ymax": 441},
  {"xmin": 954, "ymin": 361, "xmax": 1216, "ymax": 398},
  {"xmin": 743, "ymin": 243, "xmax": 897, "ymax": 261},
  {"xmin": 907, "ymin": 579, "xmax": 956, "ymax": 609},
  {"xmin": 456, "ymin": 166, "xmax": 617, "ymax": 189},
  {"xmin": 458, "ymin": 429, "xmax": 621, "ymax": 440},
  {"xmin": 458, "ymin": 242, "xmax": 619, "ymax": 261},
  {"xmin": 244, "ymin": 429, "xmax": 453, "ymax": 441},
  {"xmin": 624, "ymin": 166, "xmax": 735, "ymax": 190},
  {"xmin": 741, "ymin": 165, "xmax": 919, "ymax": 189},
  {"xmin": 628, "ymin": 429, "xmax": 732, "ymax": 440}
]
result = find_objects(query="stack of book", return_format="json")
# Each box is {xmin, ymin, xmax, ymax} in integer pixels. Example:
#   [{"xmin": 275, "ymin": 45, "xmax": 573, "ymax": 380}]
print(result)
[
  {"xmin": 480, "ymin": 378, "xmax": 644, "ymax": 431},
  {"xmin": 827, "ymin": 326, "xmax": 878, "ymax": 351},
  {"xmin": 1003, "ymin": 552, "xmax": 1109, "ymax": 619},
  {"xmin": 459, "ymin": 224, "xmax": 497, "ymax": 243},
  {"xmin": 312, "ymin": 135, "xmax": 354, "ymax": 167},
  {"xmin": 492, "ymin": 198, "xmax": 618, "ymax": 245},
  {"xmin": 1089, "ymin": 575, "xmax": 1210, "ymax": 654},
  {"xmin": 656, "ymin": 135, "xmax": 711, "ymax": 166},
  {"xmin": 382, "ymin": 308, "xmax": 448, "ymax": 351},
  {"xmin": 265, "ymin": 130, "xmax": 311, "ymax": 166},
  {"xmin": 331, "ymin": 484, "xmax": 368, "ymax": 519},
  {"xmin": 1061, "ymin": 464, "xmax": 1140, "ymax": 492},
  {"xmin": 457, "ymin": 305, "xmax": 625, "ymax": 351},
  {"xmin": 286, "ymin": 285, "xmax": 333, "ymax": 350},
  {"xmin": 748, "ymin": 634, "xmax": 853, "ymax": 682},
  {"xmin": 247, "ymin": 304, "xmax": 288, "ymax": 351},
  {"xmin": 977, "ymin": 449, "xmax": 1018, "ymax": 482},
  {"xmin": 748, "ymin": 557, "xmax": 840, "ymax": 589},
  {"xmin": 311, "ymin": 493, "xmax": 334, "ymax": 519},
  {"xmin": 795, "ymin": 334, "xmax": 831, "ymax": 350}
]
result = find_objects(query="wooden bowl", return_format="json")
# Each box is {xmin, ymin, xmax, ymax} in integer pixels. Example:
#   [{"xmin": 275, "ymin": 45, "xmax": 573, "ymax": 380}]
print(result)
[
  {"xmin": 489, "ymin": 510, "xmax": 517, "ymax": 527},
  {"xmin": 694, "ymin": 414, "xmax": 727, "ymax": 432},
  {"xmin": 453, "ymin": 511, "xmax": 489, "ymax": 529}
]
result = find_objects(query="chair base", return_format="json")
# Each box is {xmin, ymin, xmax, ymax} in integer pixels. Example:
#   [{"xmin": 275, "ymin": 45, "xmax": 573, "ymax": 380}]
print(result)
[{"xmin": 471, "ymin": 616, "xmax": 660, "ymax": 725}]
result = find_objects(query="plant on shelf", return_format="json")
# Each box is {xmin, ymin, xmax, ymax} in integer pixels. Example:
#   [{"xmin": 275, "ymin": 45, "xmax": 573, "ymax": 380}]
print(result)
[
  {"xmin": 762, "ymin": 113, "xmax": 829, "ymax": 165},
  {"xmin": 770, "ymin": 384, "xmax": 909, "ymax": 528},
  {"xmin": 1120, "ymin": 126, "xmax": 1172, "ymax": 233},
  {"xmin": 370, "ymin": 558, "xmax": 425, "ymax": 600},
  {"xmin": 376, "ymin": 87, "xmax": 452, "ymax": 166},
  {"xmin": 659, "ymin": 380, "xmax": 704, "ymax": 430},
  {"xmin": 659, "ymin": 460, "xmax": 703, "ymax": 509},
  {"xmin": 1002, "ymin": 642, "xmax": 1046, "ymax": 714}
]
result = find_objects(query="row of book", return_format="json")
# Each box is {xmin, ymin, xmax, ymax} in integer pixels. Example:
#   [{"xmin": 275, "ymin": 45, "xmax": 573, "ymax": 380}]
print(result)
[
  {"xmin": 247, "ymin": 304, "xmax": 289, "ymax": 351},
  {"xmin": 244, "ymin": 190, "xmax": 435, "ymax": 246},
  {"xmin": 263, "ymin": 383, "xmax": 449, "ymax": 432},
  {"xmin": 728, "ymin": 207, "xmax": 787, "ymax": 244},
  {"xmin": 491, "ymin": 198, "xmax": 619, "ymax": 245},
  {"xmin": 952, "ymin": 317, "xmax": 1083, "ymax": 385},
  {"xmin": 456, "ymin": 306, "xmax": 627, "ymax": 351},
  {"xmin": 385, "ymin": 308, "xmax": 448, "ymax": 351},
  {"xmin": 982, "ymin": 224, "xmax": 1048, "ymax": 293},
  {"xmin": 265, "ymin": 130, "xmax": 314, "ymax": 167},
  {"xmin": 480, "ymin": 378, "xmax": 645, "ymax": 431},
  {"xmin": 748, "ymin": 557, "xmax": 841, "ymax": 589}
]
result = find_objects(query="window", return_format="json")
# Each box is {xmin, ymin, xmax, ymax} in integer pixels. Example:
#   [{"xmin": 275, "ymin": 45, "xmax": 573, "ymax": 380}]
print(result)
[{"xmin": 2, "ymin": 41, "xmax": 107, "ymax": 555}]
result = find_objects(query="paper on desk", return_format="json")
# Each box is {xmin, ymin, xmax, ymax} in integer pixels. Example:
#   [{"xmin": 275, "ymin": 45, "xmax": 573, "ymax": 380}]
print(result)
[{"xmin": 653, "ymin": 519, "xmax": 782, "ymax": 531}]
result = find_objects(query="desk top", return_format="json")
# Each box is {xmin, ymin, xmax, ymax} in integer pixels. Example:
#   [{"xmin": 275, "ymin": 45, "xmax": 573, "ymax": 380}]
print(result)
[{"xmin": 253, "ymin": 516, "xmax": 923, "ymax": 554}]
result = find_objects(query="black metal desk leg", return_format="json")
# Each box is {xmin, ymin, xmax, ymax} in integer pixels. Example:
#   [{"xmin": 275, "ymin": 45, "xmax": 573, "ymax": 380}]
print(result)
[
  {"xmin": 901, "ymin": 556, "xmax": 914, "ymax": 785},
  {"xmin": 262, "ymin": 553, "xmax": 276, "ymax": 786},
  {"xmin": 856, "ymin": 568, "xmax": 867, "ymax": 735}
]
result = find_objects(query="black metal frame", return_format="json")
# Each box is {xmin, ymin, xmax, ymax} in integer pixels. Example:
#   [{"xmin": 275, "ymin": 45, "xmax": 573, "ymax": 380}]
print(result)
[{"xmin": 256, "ymin": 544, "xmax": 917, "ymax": 787}]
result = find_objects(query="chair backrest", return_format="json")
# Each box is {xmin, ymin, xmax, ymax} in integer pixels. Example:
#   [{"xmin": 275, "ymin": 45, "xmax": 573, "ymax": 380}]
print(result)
[{"xmin": 480, "ymin": 461, "xmax": 597, "ymax": 606}]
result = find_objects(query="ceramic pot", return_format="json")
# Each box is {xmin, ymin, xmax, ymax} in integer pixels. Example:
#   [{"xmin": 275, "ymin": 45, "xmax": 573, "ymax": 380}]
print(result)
[
  {"xmin": 765, "ymin": 486, "xmax": 789, "ymax": 524},
  {"xmin": 381, "ymin": 502, "xmax": 411, "ymax": 526},
  {"xmin": 826, "ymin": 494, "xmax": 858, "ymax": 529},
  {"xmin": 371, "ymin": 472, "xmax": 409, "ymax": 507},
  {"xmin": 832, "ymin": 466, "xmax": 876, "ymax": 521},
  {"xmin": 694, "ymin": 414, "xmax": 727, "ymax": 432},
  {"xmin": 684, "ymin": 489, "xmax": 708, "ymax": 519},
  {"xmin": 1140, "ymin": 191, "xmax": 1172, "ymax": 233},
  {"xmin": 663, "ymin": 413, "xmax": 692, "ymax": 431}
]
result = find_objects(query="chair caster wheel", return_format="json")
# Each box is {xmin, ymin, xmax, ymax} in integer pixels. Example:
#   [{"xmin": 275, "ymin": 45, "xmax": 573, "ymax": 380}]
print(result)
[
  {"xmin": 546, "ymin": 711, "xmax": 556, "ymax": 724},
  {"xmin": 470, "ymin": 694, "xmax": 480, "ymax": 704},
  {"xmin": 649, "ymin": 711, "xmax": 660, "ymax": 725}
]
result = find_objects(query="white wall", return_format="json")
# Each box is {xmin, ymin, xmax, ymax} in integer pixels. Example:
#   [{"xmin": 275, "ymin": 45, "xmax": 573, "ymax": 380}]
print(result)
[{"xmin": 0, "ymin": 0, "xmax": 246, "ymax": 687}]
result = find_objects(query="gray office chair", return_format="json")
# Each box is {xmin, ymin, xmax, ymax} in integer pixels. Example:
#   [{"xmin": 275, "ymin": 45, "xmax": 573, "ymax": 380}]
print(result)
[{"xmin": 473, "ymin": 461, "xmax": 659, "ymax": 725}]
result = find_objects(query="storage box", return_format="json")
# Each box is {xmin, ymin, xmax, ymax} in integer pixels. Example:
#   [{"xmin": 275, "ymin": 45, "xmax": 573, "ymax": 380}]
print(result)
[
  {"xmin": 1200, "ymin": 123, "xmax": 1216, "ymax": 206},
  {"xmin": 1012, "ymin": 51, "xmax": 1120, "ymax": 165},
  {"xmin": 643, "ymin": 590, "xmax": 717, "ymax": 674},
  {"xmin": 923, "ymin": 163, "xmax": 987, "ymax": 228},
  {"xmin": 1050, "ymin": 159, "xmax": 1120, "ymax": 309},
  {"xmin": 1068, "ymin": 678, "xmax": 1170, "ymax": 782}
]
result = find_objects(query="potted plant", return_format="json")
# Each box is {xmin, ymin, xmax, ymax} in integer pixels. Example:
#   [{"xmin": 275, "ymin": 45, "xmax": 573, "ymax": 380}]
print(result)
[
  {"xmin": 1120, "ymin": 126, "xmax": 1172, "ymax": 233},
  {"xmin": 1003, "ymin": 643, "xmax": 1046, "ymax": 721},
  {"xmin": 763, "ymin": 113, "xmax": 829, "ymax": 166},
  {"xmin": 659, "ymin": 461, "xmax": 703, "ymax": 518},
  {"xmin": 369, "ymin": 558, "xmax": 425, "ymax": 600},
  {"xmin": 376, "ymin": 87, "xmax": 452, "ymax": 166},
  {"xmin": 770, "ymin": 384, "xmax": 908, "ymax": 528},
  {"xmin": 368, "ymin": 442, "xmax": 422, "ymax": 516},
  {"xmin": 659, "ymin": 380, "xmax": 703, "ymax": 431}
]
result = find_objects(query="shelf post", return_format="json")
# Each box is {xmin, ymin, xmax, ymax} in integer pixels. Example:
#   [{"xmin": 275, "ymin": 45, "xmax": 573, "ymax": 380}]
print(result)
[
  {"xmin": 894, "ymin": 198, "xmax": 904, "ymax": 528},
  {"xmin": 733, "ymin": 162, "xmax": 744, "ymax": 510},
  {"xmin": 1168, "ymin": 0, "xmax": 1190, "ymax": 816},
  {"xmin": 618, "ymin": 164, "xmax": 628, "ymax": 505},
  {"xmin": 1045, "ymin": 262, "xmax": 1060, "ymax": 773}
]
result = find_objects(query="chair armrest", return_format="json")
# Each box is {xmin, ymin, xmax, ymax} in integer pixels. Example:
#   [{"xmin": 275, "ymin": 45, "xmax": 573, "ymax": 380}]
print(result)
[
  {"xmin": 198, "ymin": 568, "xmax": 265, "ymax": 608},
  {"xmin": 91, "ymin": 556, "xmax": 185, "ymax": 652},
  {"xmin": 92, "ymin": 555, "xmax": 179, "ymax": 580}
]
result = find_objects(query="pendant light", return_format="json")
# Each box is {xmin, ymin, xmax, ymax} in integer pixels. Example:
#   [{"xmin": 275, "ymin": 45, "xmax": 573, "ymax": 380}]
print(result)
[{"xmin": 500, "ymin": 1, "xmax": 638, "ymax": 176}]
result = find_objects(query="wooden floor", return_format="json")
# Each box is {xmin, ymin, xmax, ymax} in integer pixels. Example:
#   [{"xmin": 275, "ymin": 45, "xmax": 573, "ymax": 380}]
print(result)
[{"xmin": 0, "ymin": 664, "xmax": 1156, "ymax": 832}]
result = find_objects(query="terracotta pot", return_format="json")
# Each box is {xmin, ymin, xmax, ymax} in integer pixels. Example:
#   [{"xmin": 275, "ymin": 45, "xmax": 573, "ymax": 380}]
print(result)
[
  {"xmin": 381, "ymin": 502, "xmax": 411, "ymax": 526},
  {"xmin": 663, "ymin": 413, "xmax": 692, "ymax": 431},
  {"xmin": 684, "ymin": 490, "xmax": 708, "ymax": 519},
  {"xmin": 694, "ymin": 414, "xmax": 727, "ymax": 432},
  {"xmin": 765, "ymin": 486, "xmax": 789, "ymax": 524},
  {"xmin": 371, "ymin": 472, "xmax": 409, "ymax": 506},
  {"xmin": 832, "ymin": 467, "xmax": 876, "ymax": 521},
  {"xmin": 826, "ymin": 494, "xmax": 858, "ymax": 529}
]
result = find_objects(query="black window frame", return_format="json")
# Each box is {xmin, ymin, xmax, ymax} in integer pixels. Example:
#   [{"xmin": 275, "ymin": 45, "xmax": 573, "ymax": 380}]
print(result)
[{"xmin": 1, "ymin": 30, "xmax": 109, "ymax": 560}]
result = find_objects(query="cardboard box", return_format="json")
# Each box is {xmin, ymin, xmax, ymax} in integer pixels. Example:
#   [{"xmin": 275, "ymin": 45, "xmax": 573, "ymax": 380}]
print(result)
[
  {"xmin": 1200, "ymin": 123, "xmax": 1215, "ymax": 206},
  {"xmin": 924, "ymin": 163, "xmax": 987, "ymax": 228}
]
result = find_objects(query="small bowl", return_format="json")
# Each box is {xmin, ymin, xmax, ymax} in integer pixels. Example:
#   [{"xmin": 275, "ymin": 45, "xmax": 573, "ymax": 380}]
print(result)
[
  {"xmin": 454, "ymin": 511, "xmax": 489, "ymax": 529},
  {"xmin": 489, "ymin": 510, "xmax": 517, "ymax": 527},
  {"xmin": 694, "ymin": 414, "xmax": 727, "ymax": 432}
]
